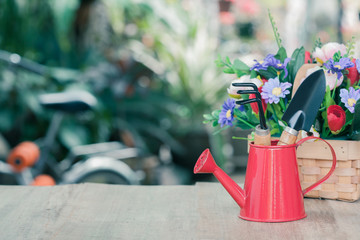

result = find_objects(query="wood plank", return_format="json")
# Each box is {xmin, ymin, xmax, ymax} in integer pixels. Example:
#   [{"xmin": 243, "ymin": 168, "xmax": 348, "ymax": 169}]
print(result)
[
  {"xmin": 0, "ymin": 183, "xmax": 358, "ymax": 240},
  {"xmin": 194, "ymin": 182, "xmax": 360, "ymax": 240},
  {"xmin": 0, "ymin": 184, "xmax": 198, "ymax": 240}
]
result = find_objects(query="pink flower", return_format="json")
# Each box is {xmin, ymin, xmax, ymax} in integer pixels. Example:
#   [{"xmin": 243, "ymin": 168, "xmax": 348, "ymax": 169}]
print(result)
[
  {"xmin": 327, "ymin": 105, "xmax": 346, "ymax": 134},
  {"xmin": 312, "ymin": 42, "xmax": 347, "ymax": 64}
]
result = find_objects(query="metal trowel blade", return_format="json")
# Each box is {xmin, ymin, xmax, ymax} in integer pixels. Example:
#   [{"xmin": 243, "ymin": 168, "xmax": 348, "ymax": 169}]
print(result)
[{"xmin": 282, "ymin": 69, "xmax": 326, "ymax": 132}]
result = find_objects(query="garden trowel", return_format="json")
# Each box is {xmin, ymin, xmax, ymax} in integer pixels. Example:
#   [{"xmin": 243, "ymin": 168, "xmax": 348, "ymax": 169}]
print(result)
[{"xmin": 277, "ymin": 69, "xmax": 326, "ymax": 145}]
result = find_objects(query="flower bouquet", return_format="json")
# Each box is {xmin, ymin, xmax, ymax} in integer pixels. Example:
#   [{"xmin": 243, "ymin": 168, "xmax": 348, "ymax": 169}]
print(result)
[
  {"xmin": 203, "ymin": 13, "xmax": 360, "ymax": 201},
  {"xmin": 204, "ymin": 14, "xmax": 360, "ymax": 141}
]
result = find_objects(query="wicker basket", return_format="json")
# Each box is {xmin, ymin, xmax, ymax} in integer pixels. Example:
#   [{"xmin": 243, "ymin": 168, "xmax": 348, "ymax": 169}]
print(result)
[{"xmin": 297, "ymin": 139, "xmax": 360, "ymax": 202}]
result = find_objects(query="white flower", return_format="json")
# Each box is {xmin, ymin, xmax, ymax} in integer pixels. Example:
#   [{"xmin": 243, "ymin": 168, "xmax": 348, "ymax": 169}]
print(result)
[
  {"xmin": 227, "ymin": 75, "xmax": 263, "ymax": 99},
  {"xmin": 303, "ymin": 66, "xmax": 343, "ymax": 91},
  {"xmin": 312, "ymin": 42, "xmax": 347, "ymax": 64}
]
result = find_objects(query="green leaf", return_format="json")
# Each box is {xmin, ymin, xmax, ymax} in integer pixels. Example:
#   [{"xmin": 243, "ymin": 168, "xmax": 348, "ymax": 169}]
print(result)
[
  {"xmin": 269, "ymin": 120, "xmax": 281, "ymax": 135},
  {"xmin": 215, "ymin": 58, "xmax": 225, "ymax": 68},
  {"xmin": 250, "ymin": 70, "xmax": 258, "ymax": 78},
  {"xmin": 223, "ymin": 68, "xmax": 235, "ymax": 74},
  {"xmin": 232, "ymin": 59, "xmax": 250, "ymax": 72},
  {"xmin": 236, "ymin": 71, "xmax": 250, "ymax": 78},
  {"xmin": 272, "ymin": 103, "xmax": 284, "ymax": 118},
  {"xmin": 313, "ymin": 38, "xmax": 322, "ymax": 52},
  {"xmin": 212, "ymin": 109, "xmax": 221, "ymax": 119},
  {"xmin": 275, "ymin": 47, "xmax": 287, "ymax": 62},
  {"xmin": 333, "ymin": 51, "xmax": 342, "ymax": 62},
  {"xmin": 246, "ymin": 108, "xmax": 259, "ymax": 124},
  {"xmin": 320, "ymin": 109, "xmax": 335, "ymax": 139},
  {"xmin": 288, "ymin": 47, "xmax": 305, "ymax": 85},
  {"xmin": 234, "ymin": 108, "xmax": 245, "ymax": 117},
  {"xmin": 234, "ymin": 120, "xmax": 254, "ymax": 130},
  {"xmin": 233, "ymin": 108, "xmax": 257, "ymax": 129},
  {"xmin": 226, "ymin": 56, "xmax": 232, "ymax": 65},
  {"xmin": 345, "ymin": 109, "xmax": 353, "ymax": 127},
  {"xmin": 203, "ymin": 114, "xmax": 214, "ymax": 120},
  {"xmin": 230, "ymin": 59, "xmax": 250, "ymax": 77},
  {"xmin": 258, "ymin": 67, "xmax": 277, "ymax": 79},
  {"xmin": 324, "ymin": 86, "xmax": 335, "ymax": 108},
  {"xmin": 212, "ymin": 120, "xmax": 219, "ymax": 127}
]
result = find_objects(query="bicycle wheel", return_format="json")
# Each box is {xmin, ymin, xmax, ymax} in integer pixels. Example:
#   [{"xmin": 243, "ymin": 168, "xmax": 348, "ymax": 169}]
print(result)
[
  {"xmin": 74, "ymin": 170, "xmax": 132, "ymax": 184},
  {"xmin": 61, "ymin": 157, "xmax": 140, "ymax": 185}
]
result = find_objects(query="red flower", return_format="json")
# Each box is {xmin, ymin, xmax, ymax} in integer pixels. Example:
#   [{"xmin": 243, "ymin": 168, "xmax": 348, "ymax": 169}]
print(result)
[
  {"xmin": 346, "ymin": 58, "xmax": 359, "ymax": 86},
  {"xmin": 250, "ymin": 79, "xmax": 267, "ymax": 114},
  {"xmin": 304, "ymin": 51, "xmax": 312, "ymax": 63},
  {"xmin": 327, "ymin": 105, "xmax": 346, "ymax": 134}
]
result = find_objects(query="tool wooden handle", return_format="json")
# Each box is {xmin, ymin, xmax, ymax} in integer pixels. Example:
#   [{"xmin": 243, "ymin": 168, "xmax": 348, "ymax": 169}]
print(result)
[
  {"xmin": 254, "ymin": 125, "xmax": 271, "ymax": 146},
  {"xmin": 277, "ymin": 127, "xmax": 298, "ymax": 145},
  {"xmin": 291, "ymin": 63, "xmax": 320, "ymax": 97}
]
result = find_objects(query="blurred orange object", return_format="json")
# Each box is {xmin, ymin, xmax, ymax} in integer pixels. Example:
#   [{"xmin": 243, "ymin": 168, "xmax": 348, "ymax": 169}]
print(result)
[
  {"xmin": 31, "ymin": 175, "xmax": 56, "ymax": 186},
  {"xmin": 7, "ymin": 141, "xmax": 40, "ymax": 172}
]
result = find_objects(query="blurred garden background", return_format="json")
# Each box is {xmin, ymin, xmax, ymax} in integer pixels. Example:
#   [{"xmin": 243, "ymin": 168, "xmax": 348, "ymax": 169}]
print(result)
[{"xmin": 0, "ymin": 0, "xmax": 360, "ymax": 185}]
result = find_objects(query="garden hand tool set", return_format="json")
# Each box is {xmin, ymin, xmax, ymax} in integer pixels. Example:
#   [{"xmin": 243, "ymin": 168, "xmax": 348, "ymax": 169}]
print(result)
[{"xmin": 232, "ymin": 82, "xmax": 270, "ymax": 146}]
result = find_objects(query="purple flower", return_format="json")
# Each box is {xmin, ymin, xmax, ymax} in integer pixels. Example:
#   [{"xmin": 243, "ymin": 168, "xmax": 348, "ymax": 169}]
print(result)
[
  {"xmin": 263, "ymin": 54, "xmax": 278, "ymax": 66},
  {"xmin": 250, "ymin": 56, "xmax": 270, "ymax": 71},
  {"xmin": 263, "ymin": 55, "xmax": 291, "ymax": 78},
  {"xmin": 273, "ymin": 58, "xmax": 291, "ymax": 78},
  {"xmin": 264, "ymin": 54, "xmax": 280, "ymax": 66},
  {"xmin": 261, "ymin": 77, "xmax": 292, "ymax": 104},
  {"xmin": 218, "ymin": 98, "xmax": 236, "ymax": 127},
  {"xmin": 356, "ymin": 59, "xmax": 360, "ymax": 74},
  {"xmin": 250, "ymin": 54, "xmax": 291, "ymax": 78},
  {"xmin": 238, "ymin": 104, "xmax": 245, "ymax": 112},
  {"xmin": 324, "ymin": 57, "xmax": 354, "ymax": 79},
  {"xmin": 250, "ymin": 54, "xmax": 280, "ymax": 71},
  {"xmin": 340, "ymin": 87, "xmax": 360, "ymax": 113}
]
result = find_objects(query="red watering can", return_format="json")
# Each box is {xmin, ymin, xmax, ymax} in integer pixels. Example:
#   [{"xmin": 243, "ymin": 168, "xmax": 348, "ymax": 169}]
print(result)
[{"xmin": 194, "ymin": 136, "xmax": 337, "ymax": 222}]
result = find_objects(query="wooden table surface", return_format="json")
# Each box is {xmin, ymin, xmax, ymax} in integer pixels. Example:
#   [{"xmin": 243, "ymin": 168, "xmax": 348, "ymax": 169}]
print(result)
[{"xmin": 0, "ymin": 182, "xmax": 359, "ymax": 240}]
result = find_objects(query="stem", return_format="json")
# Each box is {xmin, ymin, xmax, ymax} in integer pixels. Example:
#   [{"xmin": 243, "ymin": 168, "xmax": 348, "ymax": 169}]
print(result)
[
  {"xmin": 279, "ymin": 98, "xmax": 286, "ymax": 112},
  {"xmin": 268, "ymin": 9, "xmax": 282, "ymax": 49},
  {"xmin": 237, "ymin": 117, "xmax": 256, "ymax": 129},
  {"xmin": 224, "ymin": 62, "xmax": 232, "ymax": 69},
  {"xmin": 331, "ymin": 77, "xmax": 339, "ymax": 99},
  {"xmin": 326, "ymin": 129, "xmax": 331, "ymax": 137},
  {"xmin": 346, "ymin": 119, "xmax": 353, "ymax": 126},
  {"xmin": 270, "ymin": 104, "xmax": 282, "ymax": 133},
  {"xmin": 232, "ymin": 136, "xmax": 252, "ymax": 141}
]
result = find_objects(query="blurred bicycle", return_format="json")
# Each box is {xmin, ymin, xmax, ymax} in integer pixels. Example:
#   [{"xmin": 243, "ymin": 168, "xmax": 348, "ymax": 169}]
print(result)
[{"xmin": 0, "ymin": 50, "xmax": 147, "ymax": 185}]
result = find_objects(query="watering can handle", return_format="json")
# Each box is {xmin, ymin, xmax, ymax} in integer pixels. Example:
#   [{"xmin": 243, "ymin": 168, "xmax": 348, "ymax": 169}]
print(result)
[{"xmin": 296, "ymin": 136, "xmax": 337, "ymax": 196}]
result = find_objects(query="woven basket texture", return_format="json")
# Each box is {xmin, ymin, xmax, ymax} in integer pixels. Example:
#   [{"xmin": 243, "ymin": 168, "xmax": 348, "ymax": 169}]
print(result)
[{"xmin": 297, "ymin": 139, "xmax": 360, "ymax": 202}]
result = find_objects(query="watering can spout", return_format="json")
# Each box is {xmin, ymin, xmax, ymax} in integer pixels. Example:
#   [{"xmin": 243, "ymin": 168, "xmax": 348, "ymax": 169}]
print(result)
[{"xmin": 194, "ymin": 149, "xmax": 246, "ymax": 209}]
